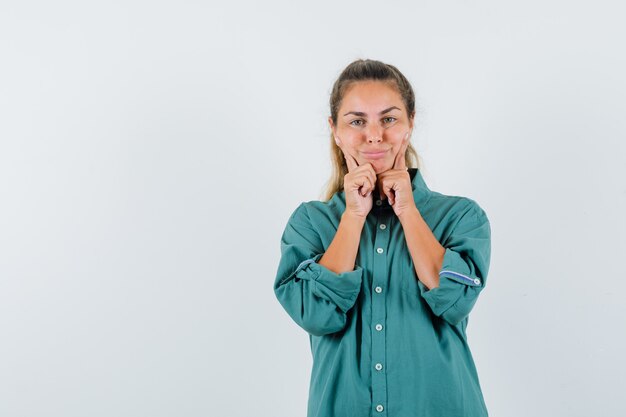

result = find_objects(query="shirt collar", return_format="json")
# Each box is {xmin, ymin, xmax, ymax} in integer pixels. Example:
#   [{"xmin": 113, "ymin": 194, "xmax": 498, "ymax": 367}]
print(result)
[{"xmin": 409, "ymin": 167, "xmax": 432, "ymax": 208}]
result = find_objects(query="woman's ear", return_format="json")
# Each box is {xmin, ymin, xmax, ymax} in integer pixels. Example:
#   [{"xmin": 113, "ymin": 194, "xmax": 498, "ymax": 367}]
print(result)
[
  {"xmin": 328, "ymin": 117, "xmax": 340, "ymax": 146},
  {"xmin": 409, "ymin": 111, "xmax": 415, "ymax": 133}
]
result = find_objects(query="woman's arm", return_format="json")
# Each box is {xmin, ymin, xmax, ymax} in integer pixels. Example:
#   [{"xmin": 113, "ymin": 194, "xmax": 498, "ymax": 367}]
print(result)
[
  {"xmin": 318, "ymin": 212, "xmax": 366, "ymax": 274},
  {"xmin": 273, "ymin": 203, "xmax": 365, "ymax": 336},
  {"xmin": 398, "ymin": 207, "xmax": 446, "ymax": 290},
  {"xmin": 399, "ymin": 201, "xmax": 491, "ymax": 326}
]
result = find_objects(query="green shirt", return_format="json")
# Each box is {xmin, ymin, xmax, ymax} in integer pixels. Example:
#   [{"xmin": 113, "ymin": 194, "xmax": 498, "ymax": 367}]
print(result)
[{"xmin": 274, "ymin": 167, "xmax": 491, "ymax": 417}]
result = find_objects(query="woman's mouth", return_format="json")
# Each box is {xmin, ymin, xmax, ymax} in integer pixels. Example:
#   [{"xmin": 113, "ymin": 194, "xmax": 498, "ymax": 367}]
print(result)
[{"xmin": 361, "ymin": 150, "xmax": 388, "ymax": 160}]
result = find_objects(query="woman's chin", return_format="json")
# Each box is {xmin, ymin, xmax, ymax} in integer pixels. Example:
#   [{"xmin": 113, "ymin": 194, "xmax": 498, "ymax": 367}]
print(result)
[
  {"xmin": 356, "ymin": 158, "xmax": 391, "ymax": 173},
  {"xmin": 372, "ymin": 161, "xmax": 392, "ymax": 173}
]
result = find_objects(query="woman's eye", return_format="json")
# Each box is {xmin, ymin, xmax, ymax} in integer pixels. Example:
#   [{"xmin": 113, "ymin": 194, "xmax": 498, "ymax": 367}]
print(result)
[{"xmin": 350, "ymin": 117, "xmax": 395, "ymax": 126}]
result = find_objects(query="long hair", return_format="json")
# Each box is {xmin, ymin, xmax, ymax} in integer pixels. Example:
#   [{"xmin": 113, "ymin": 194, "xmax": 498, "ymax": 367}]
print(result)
[{"xmin": 321, "ymin": 59, "xmax": 422, "ymax": 202}]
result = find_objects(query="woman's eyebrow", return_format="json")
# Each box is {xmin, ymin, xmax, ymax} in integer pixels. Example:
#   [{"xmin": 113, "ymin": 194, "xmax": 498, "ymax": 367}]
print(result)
[{"xmin": 343, "ymin": 106, "xmax": 401, "ymax": 117}]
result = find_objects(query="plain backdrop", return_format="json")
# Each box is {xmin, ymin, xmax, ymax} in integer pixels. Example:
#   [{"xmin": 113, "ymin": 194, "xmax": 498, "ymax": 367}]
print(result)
[{"xmin": 1, "ymin": 1, "xmax": 625, "ymax": 416}]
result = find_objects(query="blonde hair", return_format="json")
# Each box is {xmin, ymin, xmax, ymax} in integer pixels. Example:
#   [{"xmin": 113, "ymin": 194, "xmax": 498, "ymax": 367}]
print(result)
[{"xmin": 321, "ymin": 59, "xmax": 422, "ymax": 202}]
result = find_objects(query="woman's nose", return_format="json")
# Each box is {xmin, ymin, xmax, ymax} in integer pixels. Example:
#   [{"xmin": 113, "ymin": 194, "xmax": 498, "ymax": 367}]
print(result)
[{"xmin": 366, "ymin": 127, "xmax": 383, "ymax": 143}]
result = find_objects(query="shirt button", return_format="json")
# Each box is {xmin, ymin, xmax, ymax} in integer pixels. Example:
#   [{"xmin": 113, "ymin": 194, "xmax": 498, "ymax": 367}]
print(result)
[
  {"xmin": 375, "ymin": 324, "xmax": 383, "ymax": 331},
  {"xmin": 376, "ymin": 404, "xmax": 384, "ymax": 412},
  {"xmin": 375, "ymin": 363, "xmax": 383, "ymax": 371},
  {"xmin": 474, "ymin": 278, "xmax": 481, "ymax": 285},
  {"xmin": 379, "ymin": 223, "xmax": 386, "ymax": 230},
  {"xmin": 376, "ymin": 248, "xmax": 384, "ymax": 254},
  {"xmin": 375, "ymin": 199, "xmax": 382, "ymax": 206},
  {"xmin": 375, "ymin": 286, "xmax": 382, "ymax": 293}
]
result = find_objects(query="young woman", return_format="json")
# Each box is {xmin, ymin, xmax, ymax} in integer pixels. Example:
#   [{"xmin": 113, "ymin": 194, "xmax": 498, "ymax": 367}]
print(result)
[{"xmin": 273, "ymin": 59, "xmax": 492, "ymax": 417}]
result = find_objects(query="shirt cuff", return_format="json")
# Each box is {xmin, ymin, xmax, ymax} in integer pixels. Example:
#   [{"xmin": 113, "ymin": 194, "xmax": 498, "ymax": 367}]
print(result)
[
  {"xmin": 417, "ymin": 247, "xmax": 482, "ymax": 317},
  {"xmin": 293, "ymin": 253, "xmax": 363, "ymax": 313}
]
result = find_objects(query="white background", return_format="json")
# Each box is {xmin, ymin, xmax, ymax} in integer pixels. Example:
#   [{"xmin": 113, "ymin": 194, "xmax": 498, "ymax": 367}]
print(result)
[{"xmin": 1, "ymin": 1, "xmax": 625, "ymax": 416}]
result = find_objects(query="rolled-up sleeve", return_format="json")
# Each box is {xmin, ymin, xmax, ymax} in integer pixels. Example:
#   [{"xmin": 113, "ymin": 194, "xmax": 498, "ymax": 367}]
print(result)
[
  {"xmin": 274, "ymin": 203, "xmax": 363, "ymax": 336},
  {"xmin": 417, "ymin": 202, "xmax": 491, "ymax": 326}
]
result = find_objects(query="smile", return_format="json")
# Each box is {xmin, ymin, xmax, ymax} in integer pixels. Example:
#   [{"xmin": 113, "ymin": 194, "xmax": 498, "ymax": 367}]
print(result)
[{"xmin": 362, "ymin": 150, "xmax": 388, "ymax": 160}]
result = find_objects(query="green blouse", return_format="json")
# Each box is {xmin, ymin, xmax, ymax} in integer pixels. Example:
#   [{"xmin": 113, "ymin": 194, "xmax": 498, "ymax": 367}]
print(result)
[{"xmin": 273, "ymin": 167, "xmax": 492, "ymax": 417}]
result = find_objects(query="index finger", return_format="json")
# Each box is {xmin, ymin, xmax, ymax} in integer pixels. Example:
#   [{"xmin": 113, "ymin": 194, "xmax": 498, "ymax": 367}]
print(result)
[
  {"xmin": 336, "ymin": 135, "xmax": 360, "ymax": 172},
  {"xmin": 393, "ymin": 131, "xmax": 410, "ymax": 171}
]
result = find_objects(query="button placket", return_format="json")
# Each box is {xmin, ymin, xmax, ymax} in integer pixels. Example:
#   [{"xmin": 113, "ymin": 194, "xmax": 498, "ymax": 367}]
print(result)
[{"xmin": 371, "ymin": 212, "xmax": 389, "ymax": 416}]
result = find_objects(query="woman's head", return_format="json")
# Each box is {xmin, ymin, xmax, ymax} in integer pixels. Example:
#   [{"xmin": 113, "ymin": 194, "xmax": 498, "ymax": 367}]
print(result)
[{"xmin": 322, "ymin": 59, "xmax": 421, "ymax": 201}]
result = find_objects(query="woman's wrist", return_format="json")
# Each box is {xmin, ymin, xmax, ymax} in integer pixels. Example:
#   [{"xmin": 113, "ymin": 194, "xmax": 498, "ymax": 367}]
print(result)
[{"xmin": 341, "ymin": 211, "xmax": 367, "ymax": 229}]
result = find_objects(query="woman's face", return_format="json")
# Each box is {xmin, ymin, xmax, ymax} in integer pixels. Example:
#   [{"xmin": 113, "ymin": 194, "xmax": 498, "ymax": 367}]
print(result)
[{"xmin": 329, "ymin": 80, "xmax": 414, "ymax": 174}]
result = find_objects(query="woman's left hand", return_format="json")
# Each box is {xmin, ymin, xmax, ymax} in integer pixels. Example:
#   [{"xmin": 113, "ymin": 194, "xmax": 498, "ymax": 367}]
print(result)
[{"xmin": 377, "ymin": 132, "xmax": 416, "ymax": 218}]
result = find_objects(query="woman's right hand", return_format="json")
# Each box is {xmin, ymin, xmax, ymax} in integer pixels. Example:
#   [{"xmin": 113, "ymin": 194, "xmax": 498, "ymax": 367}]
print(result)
[{"xmin": 335, "ymin": 135, "xmax": 377, "ymax": 219}]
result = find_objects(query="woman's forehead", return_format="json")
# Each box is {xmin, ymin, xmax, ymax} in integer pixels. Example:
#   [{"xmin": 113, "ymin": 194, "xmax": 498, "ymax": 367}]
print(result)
[{"xmin": 340, "ymin": 82, "xmax": 404, "ymax": 114}]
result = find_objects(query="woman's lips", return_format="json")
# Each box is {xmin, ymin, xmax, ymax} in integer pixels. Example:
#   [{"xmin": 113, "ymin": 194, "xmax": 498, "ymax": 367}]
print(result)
[{"xmin": 362, "ymin": 150, "xmax": 388, "ymax": 160}]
